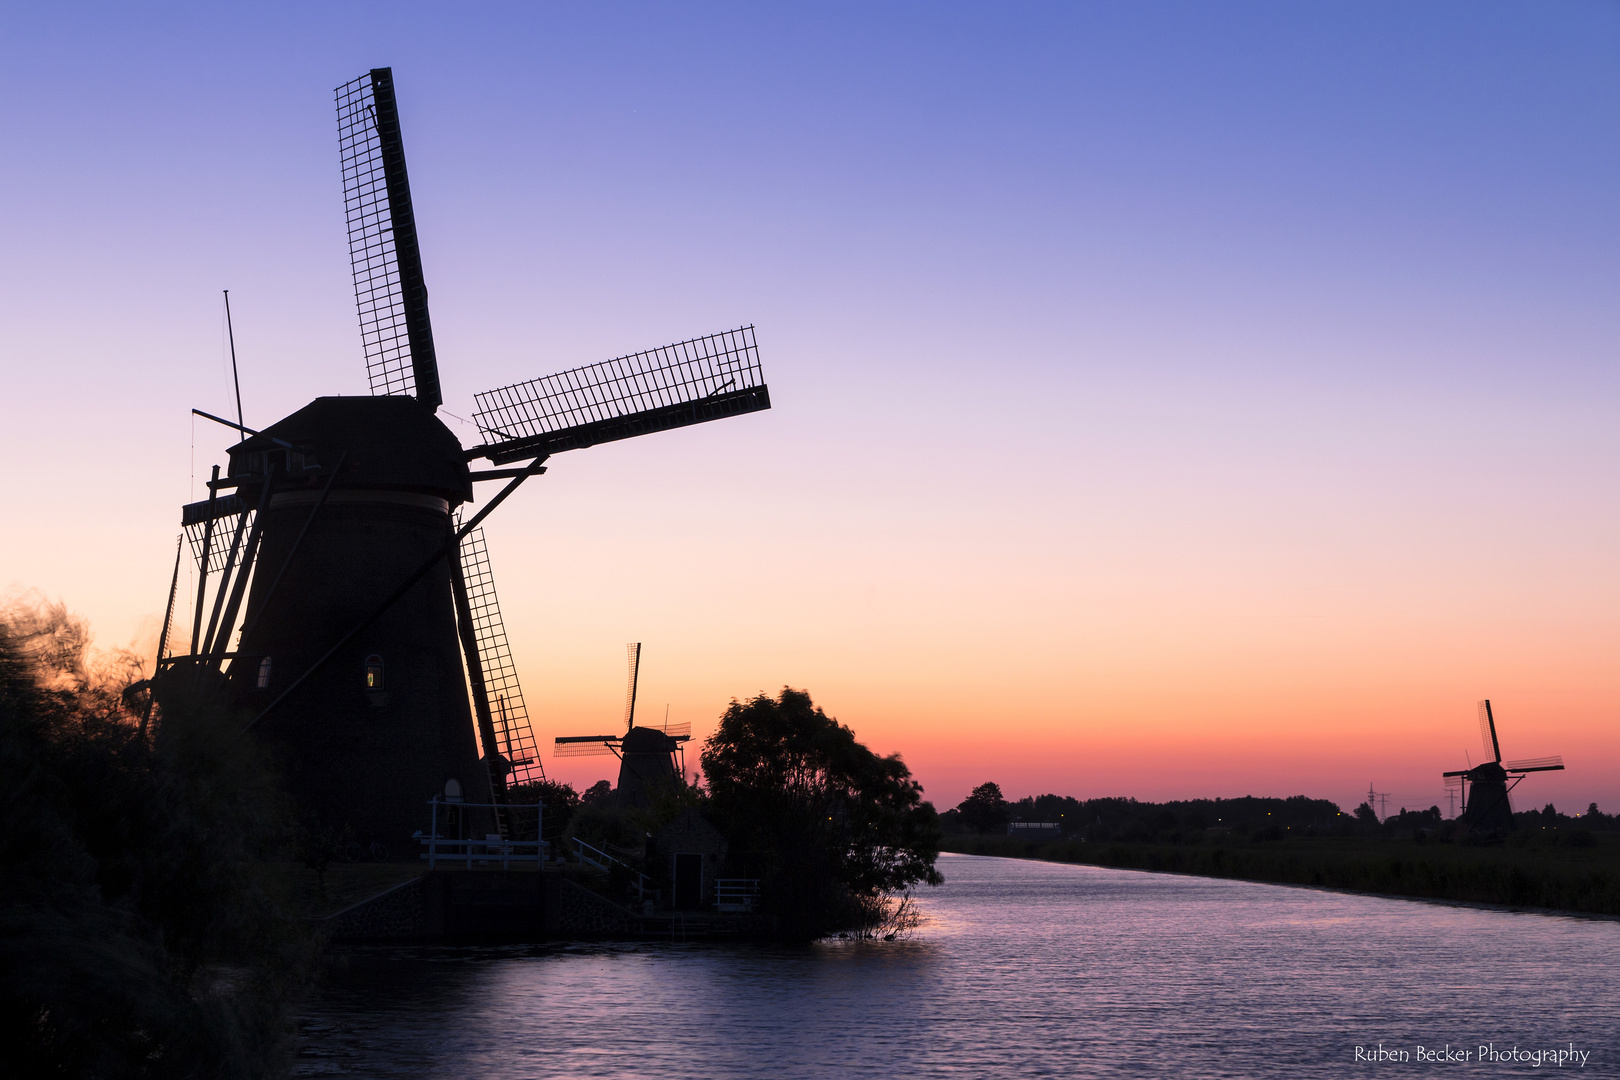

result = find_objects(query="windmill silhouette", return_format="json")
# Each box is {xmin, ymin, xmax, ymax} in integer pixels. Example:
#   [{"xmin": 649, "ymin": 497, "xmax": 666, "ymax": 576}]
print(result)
[
  {"xmin": 1442, "ymin": 700, "xmax": 1564, "ymax": 834},
  {"xmin": 148, "ymin": 69, "xmax": 769, "ymax": 852},
  {"xmin": 553, "ymin": 643, "xmax": 691, "ymax": 808}
]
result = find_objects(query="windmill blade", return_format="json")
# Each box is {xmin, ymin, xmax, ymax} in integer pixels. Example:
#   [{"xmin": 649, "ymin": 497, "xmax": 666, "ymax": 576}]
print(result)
[
  {"xmin": 470, "ymin": 327, "xmax": 769, "ymax": 464},
  {"xmin": 624, "ymin": 642, "xmax": 642, "ymax": 732},
  {"xmin": 452, "ymin": 520, "xmax": 545, "ymax": 785},
  {"xmin": 336, "ymin": 68, "xmax": 442, "ymax": 410},
  {"xmin": 552, "ymin": 736, "xmax": 621, "ymax": 758},
  {"xmin": 1505, "ymin": 756, "xmax": 1565, "ymax": 772},
  {"xmin": 1477, "ymin": 699, "xmax": 1502, "ymax": 763},
  {"xmin": 1443, "ymin": 775, "xmax": 1464, "ymax": 789},
  {"xmin": 181, "ymin": 495, "xmax": 253, "ymax": 573}
]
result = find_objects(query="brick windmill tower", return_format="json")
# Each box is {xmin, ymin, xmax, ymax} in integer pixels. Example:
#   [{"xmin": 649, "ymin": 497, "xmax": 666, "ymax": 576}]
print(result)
[{"xmin": 150, "ymin": 69, "xmax": 771, "ymax": 854}]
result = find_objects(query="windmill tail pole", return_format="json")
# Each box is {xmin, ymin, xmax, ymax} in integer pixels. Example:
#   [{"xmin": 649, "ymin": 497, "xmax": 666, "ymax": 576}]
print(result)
[{"xmin": 239, "ymin": 455, "xmax": 547, "ymax": 735}]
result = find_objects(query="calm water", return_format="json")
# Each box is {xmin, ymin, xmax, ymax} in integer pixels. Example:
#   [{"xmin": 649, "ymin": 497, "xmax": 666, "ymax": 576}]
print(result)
[{"xmin": 295, "ymin": 854, "xmax": 1619, "ymax": 1077}]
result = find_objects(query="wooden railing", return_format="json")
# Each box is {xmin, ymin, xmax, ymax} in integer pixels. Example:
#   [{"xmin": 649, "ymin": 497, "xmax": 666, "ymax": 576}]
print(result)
[
  {"xmin": 715, "ymin": 878, "xmax": 761, "ymax": 912},
  {"xmin": 420, "ymin": 797, "xmax": 545, "ymax": 868}
]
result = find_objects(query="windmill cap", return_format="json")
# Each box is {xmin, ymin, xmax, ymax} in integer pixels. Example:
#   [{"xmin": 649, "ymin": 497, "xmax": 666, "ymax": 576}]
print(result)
[{"xmin": 228, "ymin": 396, "xmax": 472, "ymax": 504}]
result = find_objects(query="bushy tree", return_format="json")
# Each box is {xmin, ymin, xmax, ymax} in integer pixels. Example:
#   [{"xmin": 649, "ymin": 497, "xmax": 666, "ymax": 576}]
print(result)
[
  {"xmin": 956, "ymin": 782, "xmax": 1010, "ymax": 834},
  {"xmin": 701, "ymin": 688, "xmax": 941, "ymax": 940}
]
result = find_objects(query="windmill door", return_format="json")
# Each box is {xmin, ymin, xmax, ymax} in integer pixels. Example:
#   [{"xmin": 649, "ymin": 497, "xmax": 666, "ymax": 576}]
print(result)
[{"xmin": 673, "ymin": 853, "xmax": 703, "ymax": 910}]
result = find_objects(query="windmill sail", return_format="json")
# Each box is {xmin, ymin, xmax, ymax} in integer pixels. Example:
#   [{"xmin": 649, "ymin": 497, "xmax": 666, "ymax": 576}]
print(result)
[
  {"xmin": 182, "ymin": 495, "xmax": 253, "ymax": 572},
  {"xmin": 624, "ymin": 642, "xmax": 642, "ymax": 732},
  {"xmin": 336, "ymin": 68, "xmax": 441, "ymax": 410},
  {"xmin": 1477, "ymin": 699, "xmax": 1501, "ymax": 763},
  {"xmin": 470, "ymin": 327, "xmax": 769, "ymax": 463},
  {"xmin": 454, "ymin": 522, "xmax": 544, "ymax": 786},
  {"xmin": 1504, "ymin": 755, "xmax": 1565, "ymax": 772}
]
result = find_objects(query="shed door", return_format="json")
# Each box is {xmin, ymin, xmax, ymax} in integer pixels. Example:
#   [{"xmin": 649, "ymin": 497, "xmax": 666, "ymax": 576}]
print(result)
[{"xmin": 674, "ymin": 853, "xmax": 703, "ymax": 910}]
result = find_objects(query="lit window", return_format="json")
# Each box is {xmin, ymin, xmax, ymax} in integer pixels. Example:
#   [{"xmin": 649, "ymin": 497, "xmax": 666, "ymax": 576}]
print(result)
[
  {"xmin": 365, "ymin": 654, "xmax": 384, "ymax": 690},
  {"xmin": 256, "ymin": 655, "xmax": 272, "ymax": 689}
]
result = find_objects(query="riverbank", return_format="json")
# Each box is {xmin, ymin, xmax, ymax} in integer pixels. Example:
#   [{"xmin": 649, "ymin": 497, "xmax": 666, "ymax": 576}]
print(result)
[{"xmin": 940, "ymin": 835, "xmax": 1620, "ymax": 915}]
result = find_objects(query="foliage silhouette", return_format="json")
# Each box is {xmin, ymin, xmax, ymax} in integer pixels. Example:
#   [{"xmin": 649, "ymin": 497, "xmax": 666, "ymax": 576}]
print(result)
[
  {"xmin": 700, "ymin": 687, "xmax": 942, "ymax": 940},
  {"xmin": 955, "ymin": 781, "xmax": 1011, "ymax": 833},
  {"xmin": 0, "ymin": 597, "xmax": 310, "ymax": 1078}
]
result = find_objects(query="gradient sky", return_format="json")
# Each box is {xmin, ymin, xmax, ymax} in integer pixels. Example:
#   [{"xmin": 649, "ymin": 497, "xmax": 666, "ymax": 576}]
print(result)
[{"xmin": 2, "ymin": 2, "xmax": 1616, "ymax": 816}]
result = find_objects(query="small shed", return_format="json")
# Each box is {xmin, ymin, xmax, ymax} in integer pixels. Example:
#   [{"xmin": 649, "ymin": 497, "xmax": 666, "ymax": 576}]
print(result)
[{"xmin": 653, "ymin": 807, "xmax": 728, "ymax": 911}]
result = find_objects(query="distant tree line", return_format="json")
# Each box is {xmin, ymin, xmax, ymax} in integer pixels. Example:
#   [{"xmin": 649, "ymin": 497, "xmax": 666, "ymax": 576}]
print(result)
[{"xmin": 944, "ymin": 781, "xmax": 1617, "ymax": 845}]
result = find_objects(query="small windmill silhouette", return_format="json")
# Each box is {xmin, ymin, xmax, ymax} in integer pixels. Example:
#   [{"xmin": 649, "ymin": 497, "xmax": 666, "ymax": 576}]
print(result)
[
  {"xmin": 553, "ymin": 644, "xmax": 691, "ymax": 808},
  {"xmin": 1442, "ymin": 700, "xmax": 1564, "ymax": 834}
]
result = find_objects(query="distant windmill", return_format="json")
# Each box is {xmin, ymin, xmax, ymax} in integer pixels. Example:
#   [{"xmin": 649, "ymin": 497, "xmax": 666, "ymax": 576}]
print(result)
[
  {"xmin": 144, "ymin": 69, "xmax": 770, "ymax": 854},
  {"xmin": 1442, "ymin": 700, "xmax": 1564, "ymax": 834},
  {"xmin": 553, "ymin": 643, "xmax": 691, "ymax": 808}
]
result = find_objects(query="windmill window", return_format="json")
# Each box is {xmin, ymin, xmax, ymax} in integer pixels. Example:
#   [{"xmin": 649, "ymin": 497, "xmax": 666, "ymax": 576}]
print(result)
[
  {"xmin": 256, "ymin": 655, "xmax": 272, "ymax": 689},
  {"xmin": 365, "ymin": 654, "xmax": 384, "ymax": 690}
]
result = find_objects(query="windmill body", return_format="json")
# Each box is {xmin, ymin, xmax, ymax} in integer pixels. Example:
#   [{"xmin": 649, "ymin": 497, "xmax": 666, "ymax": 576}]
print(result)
[
  {"xmin": 148, "ymin": 69, "xmax": 770, "ymax": 855},
  {"xmin": 227, "ymin": 397, "xmax": 491, "ymax": 847}
]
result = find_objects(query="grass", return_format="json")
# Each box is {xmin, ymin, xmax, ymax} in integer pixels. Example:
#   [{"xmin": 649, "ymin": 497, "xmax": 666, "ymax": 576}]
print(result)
[
  {"xmin": 262, "ymin": 862, "xmax": 429, "ymax": 921},
  {"xmin": 940, "ymin": 834, "xmax": 1620, "ymax": 915}
]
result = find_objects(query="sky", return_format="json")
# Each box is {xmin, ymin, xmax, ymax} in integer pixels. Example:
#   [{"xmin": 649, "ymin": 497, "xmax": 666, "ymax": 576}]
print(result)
[{"xmin": 1, "ymin": 2, "xmax": 1616, "ymax": 816}]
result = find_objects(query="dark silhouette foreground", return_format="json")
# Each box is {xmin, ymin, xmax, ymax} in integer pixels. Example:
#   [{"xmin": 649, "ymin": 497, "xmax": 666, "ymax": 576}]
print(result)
[{"xmin": 0, "ymin": 599, "xmax": 308, "ymax": 1078}]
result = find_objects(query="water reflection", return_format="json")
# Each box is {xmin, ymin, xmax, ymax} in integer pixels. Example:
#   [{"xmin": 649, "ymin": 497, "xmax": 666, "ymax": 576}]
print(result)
[{"xmin": 297, "ymin": 854, "xmax": 1618, "ymax": 1078}]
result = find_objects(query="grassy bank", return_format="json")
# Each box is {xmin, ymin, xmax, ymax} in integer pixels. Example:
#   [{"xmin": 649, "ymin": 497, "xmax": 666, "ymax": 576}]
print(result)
[{"xmin": 942, "ymin": 835, "xmax": 1620, "ymax": 915}]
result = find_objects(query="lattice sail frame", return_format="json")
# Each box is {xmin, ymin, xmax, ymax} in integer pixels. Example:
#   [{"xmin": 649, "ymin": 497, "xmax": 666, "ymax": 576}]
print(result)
[
  {"xmin": 336, "ymin": 69, "xmax": 441, "ymax": 409},
  {"xmin": 181, "ymin": 496, "xmax": 254, "ymax": 574},
  {"xmin": 472, "ymin": 326, "xmax": 767, "ymax": 462},
  {"xmin": 454, "ymin": 518, "xmax": 544, "ymax": 786}
]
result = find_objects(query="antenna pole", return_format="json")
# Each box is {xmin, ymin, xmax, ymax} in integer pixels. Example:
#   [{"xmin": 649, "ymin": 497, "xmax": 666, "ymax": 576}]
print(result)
[{"xmin": 225, "ymin": 291, "xmax": 245, "ymax": 439}]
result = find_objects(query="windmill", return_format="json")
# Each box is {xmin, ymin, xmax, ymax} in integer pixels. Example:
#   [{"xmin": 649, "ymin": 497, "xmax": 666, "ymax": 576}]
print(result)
[
  {"xmin": 146, "ymin": 69, "xmax": 770, "ymax": 853},
  {"xmin": 1442, "ymin": 700, "xmax": 1564, "ymax": 834},
  {"xmin": 553, "ymin": 643, "xmax": 692, "ymax": 809}
]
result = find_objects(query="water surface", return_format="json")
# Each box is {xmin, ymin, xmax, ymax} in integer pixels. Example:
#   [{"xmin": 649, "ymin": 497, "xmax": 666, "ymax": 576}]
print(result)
[{"xmin": 296, "ymin": 854, "xmax": 1618, "ymax": 1077}]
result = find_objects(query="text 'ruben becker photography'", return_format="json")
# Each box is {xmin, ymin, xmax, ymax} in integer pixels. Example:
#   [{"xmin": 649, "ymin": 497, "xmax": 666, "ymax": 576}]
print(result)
[{"xmin": 1353, "ymin": 1043, "xmax": 1589, "ymax": 1067}]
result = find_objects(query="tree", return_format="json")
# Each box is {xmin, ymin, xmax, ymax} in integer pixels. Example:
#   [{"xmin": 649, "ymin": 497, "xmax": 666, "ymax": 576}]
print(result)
[
  {"xmin": 956, "ymin": 781, "xmax": 1010, "ymax": 834},
  {"xmin": 700, "ymin": 688, "xmax": 942, "ymax": 939}
]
